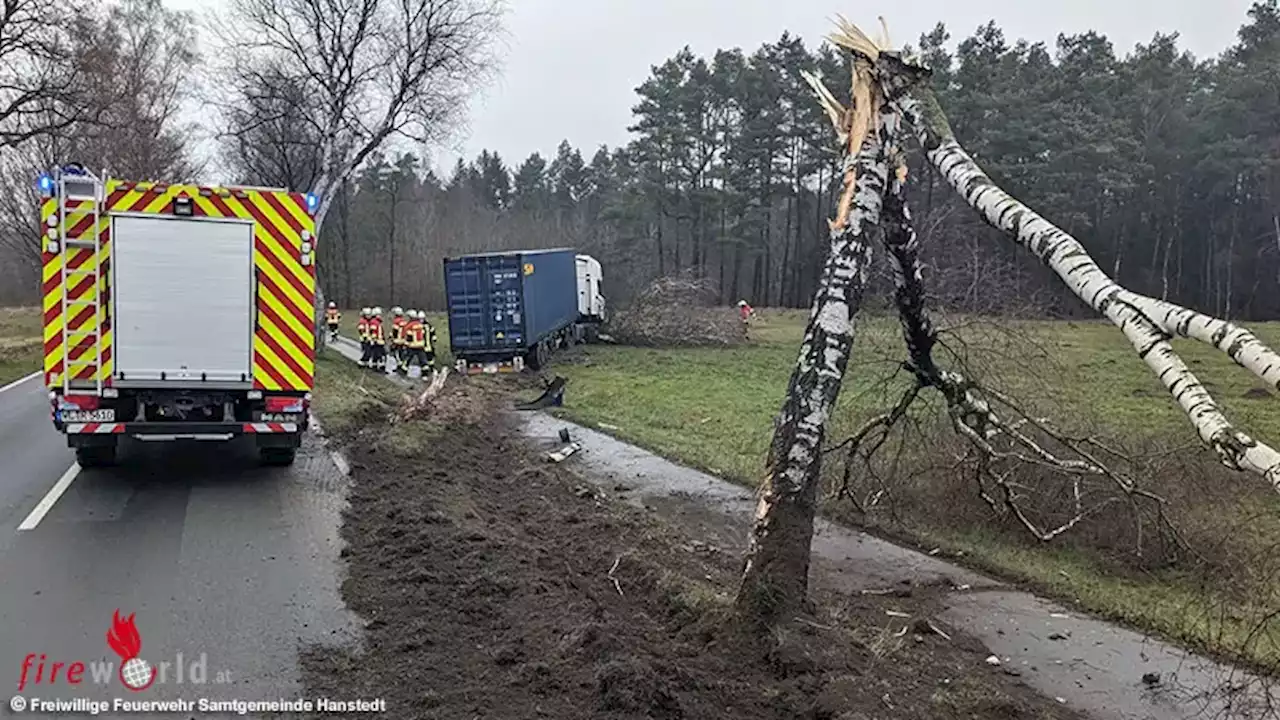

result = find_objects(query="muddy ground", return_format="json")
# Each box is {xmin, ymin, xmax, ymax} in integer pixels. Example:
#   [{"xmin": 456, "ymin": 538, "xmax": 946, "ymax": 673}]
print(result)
[{"xmin": 301, "ymin": 379, "xmax": 1086, "ymax": 719}]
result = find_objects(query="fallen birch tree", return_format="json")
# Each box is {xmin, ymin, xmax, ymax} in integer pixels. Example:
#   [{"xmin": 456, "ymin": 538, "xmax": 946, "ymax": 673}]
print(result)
[{"xmin": 736, "ymin": 13, "xmax": 1280, "ymax": 625}]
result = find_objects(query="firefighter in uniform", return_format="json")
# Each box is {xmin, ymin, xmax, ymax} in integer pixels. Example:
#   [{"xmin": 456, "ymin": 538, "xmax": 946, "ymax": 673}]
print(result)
[
  {"xmin": 390, "ymin": 306, "xmax": 407, "ymax": 372},
  {"xmin": 398, "ymin": 309, "xmax": 419, "ymax": 375},
  {"xmin": 403, "ymin": 310, "xmax": 426, "ymax": 371},
  {"xmin": 324, "ymin": 302, "xmax": 341, "ymax": 342},
  {"xmin": 356, "ymin": 307, "xmax": 371, "ymax": 366},
  {"xmin": 419, "ymin": 311, "xmax": 438, "ymax": 370},
  {"xmin": 367, "ymin": 307, "xmax": 386, "ymax": 369}
]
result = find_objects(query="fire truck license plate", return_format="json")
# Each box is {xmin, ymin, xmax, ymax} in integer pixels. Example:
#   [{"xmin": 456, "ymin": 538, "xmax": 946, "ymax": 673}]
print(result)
[{"xmin": 60, "ymin": 409, "xmax": 114, "ymax": 422}]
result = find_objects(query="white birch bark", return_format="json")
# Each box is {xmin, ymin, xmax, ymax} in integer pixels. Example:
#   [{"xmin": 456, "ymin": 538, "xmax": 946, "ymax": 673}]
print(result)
[
  {"xmin": 883, "ymin": 77, "xmax": 1280, "ymax": 491},
  {"xmin": 736, "ymin": 98, "xmax": 893, "ymax": 619},
  {"xmin": 1123, "ymin": 294, "xmax": 1280, "ymax": 391}
]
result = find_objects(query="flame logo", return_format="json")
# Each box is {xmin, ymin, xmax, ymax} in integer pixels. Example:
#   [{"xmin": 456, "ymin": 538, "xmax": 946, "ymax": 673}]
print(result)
[
  {"xmin": 107, "ymin": 610, "xmax": 141, "ymax": 659},
  {"xmin": 106, "ymin": 610, "xmax": 156, "ymax": 691}
]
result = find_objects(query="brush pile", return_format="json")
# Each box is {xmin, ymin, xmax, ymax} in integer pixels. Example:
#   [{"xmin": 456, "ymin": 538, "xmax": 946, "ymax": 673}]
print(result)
[{"xmin": 606, "ymin": 277, "xmax": 747, "ymax": 347}]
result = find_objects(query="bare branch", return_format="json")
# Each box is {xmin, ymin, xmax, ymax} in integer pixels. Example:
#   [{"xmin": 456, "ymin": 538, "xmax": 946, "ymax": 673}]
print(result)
[{"xmin": 210, "ymin": 0, "xmax": 506, "ymax": 232}]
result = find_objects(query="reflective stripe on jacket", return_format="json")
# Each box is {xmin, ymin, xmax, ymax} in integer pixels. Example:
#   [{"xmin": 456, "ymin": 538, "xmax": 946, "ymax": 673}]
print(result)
[
  {"xmin": 356, "ymin": 318, "xmax": 369, "ymax": 341},
  {"xmin": 404, "ymin": 321, "xmax": 425, "ymax": 348},
  {"xmin": 422, "ymin": 322, "xmax": 434, "ymax": 353}
]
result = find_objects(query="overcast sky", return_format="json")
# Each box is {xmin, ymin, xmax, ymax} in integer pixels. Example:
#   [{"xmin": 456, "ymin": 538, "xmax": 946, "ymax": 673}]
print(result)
[{"xmin": 172, "ymin": 0, "xmax": 1258, "ymax": 180}]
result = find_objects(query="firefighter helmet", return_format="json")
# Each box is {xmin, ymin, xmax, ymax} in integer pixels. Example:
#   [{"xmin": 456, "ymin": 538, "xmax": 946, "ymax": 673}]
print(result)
[
  {"xmin": 392, "ymin": 306, "xmax": 403, "ymax": 316},
  {"xmin": 373, "ymin": 306, "xmax": 382, "ymax": 316},
  {"xmin": 327, "ymin": 301, "xmax": 336, "ymax": 308},
  {"xmin": 360, "ymin": 307, "xmax": 370, "ymax": 316}
]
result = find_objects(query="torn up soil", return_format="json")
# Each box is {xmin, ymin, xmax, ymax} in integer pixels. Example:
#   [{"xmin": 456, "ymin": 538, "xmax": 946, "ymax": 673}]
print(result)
[{"xmin": 302, "ymin": 381, "xmax": 1086, "ymax": 720}]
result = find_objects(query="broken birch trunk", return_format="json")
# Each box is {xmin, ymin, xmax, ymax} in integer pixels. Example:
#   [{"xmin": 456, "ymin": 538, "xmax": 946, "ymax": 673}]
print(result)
[
  {"xmin": 874, "ymin": 114, "xmax": 1145, "ymax": 541},
  {"xmin": 870, "ymin": 54, "xmax": 1280, "ymax": 491},
  {"xmin": 734, "ymin": 35, "xmax": 923, "ymax": 622}
]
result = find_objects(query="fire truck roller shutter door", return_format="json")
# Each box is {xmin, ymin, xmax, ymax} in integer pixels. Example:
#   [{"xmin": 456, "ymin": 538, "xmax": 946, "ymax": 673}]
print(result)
[{"xmin": 112, "ymin": 215, "xmax": 255, "ymax": 383}]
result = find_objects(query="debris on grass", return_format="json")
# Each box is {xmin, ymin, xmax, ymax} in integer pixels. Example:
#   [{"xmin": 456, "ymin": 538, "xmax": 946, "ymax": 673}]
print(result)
[
  {"xmin": 392, "ymin": 368, "xmax": 451, "ymax": 422},
  {"xmin": 515, "ymin": 376, "xmax": 567, "ymax": 410},
  {"xmin": 547, "ymin": 442, "xmax": 581, "ymax": 463}
]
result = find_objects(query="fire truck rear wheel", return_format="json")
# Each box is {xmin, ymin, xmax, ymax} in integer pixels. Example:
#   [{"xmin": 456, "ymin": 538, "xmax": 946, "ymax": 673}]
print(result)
[
  {"xmin": 259, "ymin": 448, "xmax": 297, "ymax": 466},
  {"xmin": 76, "ymin": 445, "xmax": 117, "ymax": 468}
]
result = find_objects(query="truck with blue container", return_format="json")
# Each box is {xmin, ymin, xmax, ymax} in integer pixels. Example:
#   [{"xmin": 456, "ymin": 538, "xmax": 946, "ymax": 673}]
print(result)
[{"xmin": 444, "ymin": 248, "xmax": 606, "ymax": 375}]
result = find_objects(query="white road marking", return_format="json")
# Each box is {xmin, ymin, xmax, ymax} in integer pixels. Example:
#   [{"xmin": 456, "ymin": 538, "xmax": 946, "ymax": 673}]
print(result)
[
  {"xmin": 18, "ymin": 463, "xmax": 81, "ymax": 531},
  {"xmin": 0, "ymin": 371, "xmax": 39, "ymax": 395}
]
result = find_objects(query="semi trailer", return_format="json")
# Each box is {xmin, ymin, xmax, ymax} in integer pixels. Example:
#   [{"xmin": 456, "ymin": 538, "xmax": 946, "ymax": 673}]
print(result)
[
  {"xmin": 443, "ymin": 248, "xmax": 605, "ymax": 374},
  {"xmin": 38, "ymin": 164, "xmax": 318, "ymax": 467}
]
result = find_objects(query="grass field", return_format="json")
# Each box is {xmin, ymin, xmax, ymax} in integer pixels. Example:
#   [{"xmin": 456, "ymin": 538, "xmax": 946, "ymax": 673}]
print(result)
[
  {"xmin": 0, "ymin": 307, "xmax": 42, "ymax": 386},
  {"xmin": 541, "ymin": 309, "xmax": 1280, "ymax": 673}
]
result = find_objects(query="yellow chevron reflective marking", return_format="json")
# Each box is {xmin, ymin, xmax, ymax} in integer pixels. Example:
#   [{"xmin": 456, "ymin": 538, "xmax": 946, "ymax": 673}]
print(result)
[
  {"xmin": 253, "ymin": 335, "xmax": 302, "ymax": 389},
  {"xmin": 143, "ymin": 189, "xmax": 173, "ymax": 214},
  {"xmin": 258, "ymin": 313, "xmax": 308, "ymax": 383},
  {"xmin": 275, "ymin": 194, "xmax": 311, "ymax": 233},
  {"xmin": 250, "ymin": 192, "xmax": 301, "ymax": 243},
  {"xmin": 192, "ymin": 194, "xmax": 220, "ymax": 216},
  {"xmin": 254, "ymin": 244, "xmax": 312, "ymax": 329},
  {"xmin": 258, "ymin": 283, "xmax": 312, "ymax": 352}
]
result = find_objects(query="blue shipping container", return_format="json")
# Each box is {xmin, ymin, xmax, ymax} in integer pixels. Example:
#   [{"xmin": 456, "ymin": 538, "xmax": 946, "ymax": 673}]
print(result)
[{"xmin": 444, "ymin": 248, "xmax": 579, "ymax": 359}]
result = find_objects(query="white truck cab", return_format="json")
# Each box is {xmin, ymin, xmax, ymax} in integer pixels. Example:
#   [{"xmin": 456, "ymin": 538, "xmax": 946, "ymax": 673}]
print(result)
[{"xmin": 575, "ymin": 254, "xmax": 605, "ymax": 322}]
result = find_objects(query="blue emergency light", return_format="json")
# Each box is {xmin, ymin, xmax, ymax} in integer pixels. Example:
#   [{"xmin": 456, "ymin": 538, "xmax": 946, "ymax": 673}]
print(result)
[
  {"xmin": 305, "ymin": 193, "xmax": 319, "ymax": 213},
  {"xmin": 37, "ymin": 174, "xmax": 53, "ymax": 193}
]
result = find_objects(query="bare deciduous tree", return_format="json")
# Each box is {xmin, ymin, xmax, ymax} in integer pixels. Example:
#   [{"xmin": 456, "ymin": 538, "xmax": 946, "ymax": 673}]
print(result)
[
  {"xmin": 64, "ymin": 0, "xmax": 200, "ymax": 179},
  {"xmin": 218, "ymin": 62, "xmax": 323, "ymax": 190},
  {"xmin": 0, "ymin": 0, "xmax": 200, "ymax": 303},
  {"xmin": 0, "ymin": 0, "xmax": 91, "ymax": 148},
  {"xmin": 210, "ymin": 0, "xmax": 506, "ymax": 232}
]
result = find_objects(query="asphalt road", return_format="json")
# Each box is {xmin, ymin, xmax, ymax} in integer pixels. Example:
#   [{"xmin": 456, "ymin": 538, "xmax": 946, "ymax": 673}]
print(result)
[{"xmin": 0, "ymin": 371, "xmax": 359, "ymax": 718}]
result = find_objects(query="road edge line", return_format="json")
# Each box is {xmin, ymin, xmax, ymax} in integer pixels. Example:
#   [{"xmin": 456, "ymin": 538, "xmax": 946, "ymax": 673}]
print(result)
[
  {"xmin": 18, "ymin": 462, "xmax": 81, "ymax": 531},
  {"xmin": 0, "ymin": 370, "xmax": 40, "ymax": 395},
  {"xmin": 308, "ymin": 411, "xmax": 350, "ymax": 477}
]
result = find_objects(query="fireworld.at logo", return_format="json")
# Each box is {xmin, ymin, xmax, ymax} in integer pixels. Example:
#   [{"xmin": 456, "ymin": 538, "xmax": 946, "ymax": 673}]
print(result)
[{"xmin": 17, "ymin": 609, "xmax": 234, "ymax": 692}]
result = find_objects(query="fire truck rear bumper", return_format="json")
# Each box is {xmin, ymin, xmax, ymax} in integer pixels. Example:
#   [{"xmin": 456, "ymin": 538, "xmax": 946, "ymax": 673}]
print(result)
[{"xmin": 60, "ymin": 421, "xmax": 302, "ymax": 439}]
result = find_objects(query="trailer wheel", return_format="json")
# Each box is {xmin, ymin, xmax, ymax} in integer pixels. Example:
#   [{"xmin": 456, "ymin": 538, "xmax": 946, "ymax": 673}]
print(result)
[
  {"xmin": 527, "ymin": 340, "xmax": 550, "ymax": 371},
  {"xmin": 76, "ymin": 444, "xmax": 117, "ymax": 468},
  {"xmin": 260, "ymin": 448, "xmax": 297, "ymax": 466}
]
